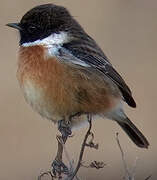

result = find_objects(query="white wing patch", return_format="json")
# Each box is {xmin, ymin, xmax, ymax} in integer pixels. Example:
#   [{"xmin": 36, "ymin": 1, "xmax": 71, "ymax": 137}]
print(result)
[{"xmin": 57, "ymin": 47, "xmax": 90, "ymax": 67}]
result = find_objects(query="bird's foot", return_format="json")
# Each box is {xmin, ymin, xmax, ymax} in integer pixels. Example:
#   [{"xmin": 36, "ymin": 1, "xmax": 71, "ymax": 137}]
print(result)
[
  {"xmin": 51, "ymin": 159, "xmax": 69, "ymax": 176},
  {"xmin": 58, "ymin": 119, "xmax": 72, "ymax": 142}
]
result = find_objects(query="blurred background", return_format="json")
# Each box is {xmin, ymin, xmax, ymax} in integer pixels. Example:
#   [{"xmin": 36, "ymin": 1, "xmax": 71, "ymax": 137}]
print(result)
[{"xmin": 1, "ymin": 0, "xmax": 157, "ymax": 179}]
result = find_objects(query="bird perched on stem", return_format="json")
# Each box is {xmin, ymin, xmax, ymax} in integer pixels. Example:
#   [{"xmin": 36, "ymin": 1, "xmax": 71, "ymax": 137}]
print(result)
[{"xmin": 7, "ymin": 3, "xmax": 149, "ymax": 175}]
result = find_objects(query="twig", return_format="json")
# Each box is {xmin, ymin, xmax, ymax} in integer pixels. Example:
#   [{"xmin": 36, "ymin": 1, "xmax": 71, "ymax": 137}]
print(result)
[
  {"xmin": 57, "ymin": 136, "xmax": 80, "ymax": 180},
  {"xmin": 116, "ymin": 133, "xmax": 133, "ymax": 180},
  {"xmin": 145, "ymin": 175, "xmax": 152, "ymax": 180},
  {"xmin": 56, "ymin": 136, "xmax": 74, "ymax": 170},
  {"xmin": 131, "ymin": 157, "xmax": 138, "ymax": 179},
  {"xmin": 38, "ymin": 170, "xmax": 55, "ymax": 180},
  {"xmin": 85, "ymin": 132, "xmax": 99, "ymax": 149},
  {"xmin": 65, "ymin": 114, "xmax": 92, "ymax": 180},
  {"xmin": 81, "ymin": 160, "xmax": 106, "ymax": 169},
  {"xmin": 116, "ymin": 133, "xmax": 152, "ymax": 180}
]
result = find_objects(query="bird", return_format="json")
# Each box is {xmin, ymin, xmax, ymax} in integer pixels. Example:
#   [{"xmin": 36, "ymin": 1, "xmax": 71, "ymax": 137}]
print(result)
[{"xmin": 7, "ymin": 3, "xmax": 149, "ymax": 174}]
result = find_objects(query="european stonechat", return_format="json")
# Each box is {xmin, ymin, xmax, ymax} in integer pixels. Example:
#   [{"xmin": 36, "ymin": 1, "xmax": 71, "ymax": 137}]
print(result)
[{"xmin": 7, "ymin": 3, "xmax": 149, "ymax": 154}]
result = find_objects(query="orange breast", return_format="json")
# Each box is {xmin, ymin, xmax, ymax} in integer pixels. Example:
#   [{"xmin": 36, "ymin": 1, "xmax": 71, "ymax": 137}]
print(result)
[
  {"xmin": 17, "ymin": 45, "xmax": 121, "ymax": 122},
  {"xmin": 17, "ymin": 46, "xmax": 79, "ymax": 121}
]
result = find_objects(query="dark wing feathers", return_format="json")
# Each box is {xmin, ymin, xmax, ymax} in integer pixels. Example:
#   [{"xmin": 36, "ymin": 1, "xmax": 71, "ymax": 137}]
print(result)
[
  {"xmin": 100, "ymin": 64, "xmax": 136, "ymax": 107},
  {"xmin": 61, "ymin": 38, "xmax": 136, "ymax": 108}
]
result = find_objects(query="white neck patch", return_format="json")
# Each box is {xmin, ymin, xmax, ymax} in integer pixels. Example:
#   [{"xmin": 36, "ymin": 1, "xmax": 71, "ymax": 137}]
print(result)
[
  {"xmin": 21, "ymin": 32, "xmax": 69, "ymax": 57},
  {"xmin": 21, "ymin": 32, "xmax": 69, "ymax": 47},
  {"xmin": 21, "ymin": 31, "xmax": 91, "ymax": 67}
]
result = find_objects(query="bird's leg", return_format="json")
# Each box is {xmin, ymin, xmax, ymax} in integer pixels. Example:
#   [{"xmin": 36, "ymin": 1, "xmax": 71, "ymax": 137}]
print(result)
[
  {"xmin": 58, "ymin": 117, "xmax": 72, "ymax": 143},
  {"xmin": 51, "ymin": 116, "xmax": 72, "ymax": 177}
]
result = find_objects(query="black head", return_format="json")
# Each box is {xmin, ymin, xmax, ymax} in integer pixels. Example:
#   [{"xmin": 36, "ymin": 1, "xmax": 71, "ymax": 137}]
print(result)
[{"xmin": 7, "ymin": 4, "xmax": 84, "ymax": 45}]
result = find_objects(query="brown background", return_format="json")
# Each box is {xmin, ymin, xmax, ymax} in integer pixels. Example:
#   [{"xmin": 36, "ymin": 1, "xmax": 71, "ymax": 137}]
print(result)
[{"xmin": 1, "ymin": 0, "xmax": 157, "ymax": 179}]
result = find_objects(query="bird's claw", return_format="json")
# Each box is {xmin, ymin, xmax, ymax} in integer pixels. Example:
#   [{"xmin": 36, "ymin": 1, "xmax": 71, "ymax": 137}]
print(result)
[
  {"xmin": 51, "ymin": 159, "xmax": 69, "ymax": 176},
  {"xmin": 58, "ymin": 120, "xmax": 72, "ymax": 142}
]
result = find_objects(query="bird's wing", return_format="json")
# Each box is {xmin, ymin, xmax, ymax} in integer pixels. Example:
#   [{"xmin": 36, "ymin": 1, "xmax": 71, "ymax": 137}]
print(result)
[{"xmin": 56, "ymin": 38, "xmax": 136, "ymax": 108}]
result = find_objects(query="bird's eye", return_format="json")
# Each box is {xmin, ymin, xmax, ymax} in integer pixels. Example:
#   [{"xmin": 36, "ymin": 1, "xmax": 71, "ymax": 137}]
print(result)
[{"xmin": 27, "ymin": 25, "xmax": 37, "ymax": 33}]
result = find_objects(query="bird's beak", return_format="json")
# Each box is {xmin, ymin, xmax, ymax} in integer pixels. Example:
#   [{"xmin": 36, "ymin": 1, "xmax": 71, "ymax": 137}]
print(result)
[{"xmin": 6, "ymin": 23, "xmax": 22, "ymax": 31}]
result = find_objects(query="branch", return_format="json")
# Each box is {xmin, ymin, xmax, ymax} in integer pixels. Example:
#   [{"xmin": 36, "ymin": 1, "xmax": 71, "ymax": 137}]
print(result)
[
  {"xmin": 116, "ymin": 133, "xmax": 133, "ymax": 180},
  {"xmin": 145, "ymin": 175, "xmax": 152, "ymax": 180},
  {"xmin": 38, "ymin": 170, "xmax": 55, "ymax": 180},
  {"xmin": 81, "ymin": 160, "xmax": 106, "ymax": 169},
  {"xmin": 66, "ymin": 114, "xmax": 93, "ymax": 180},
  {"xmin": 57, "ymin": 136, "xmax": 80, "ymax": 180},
  {"xmin": 116, "ymin": 133, "xmax": 151, "ymax": 180}
]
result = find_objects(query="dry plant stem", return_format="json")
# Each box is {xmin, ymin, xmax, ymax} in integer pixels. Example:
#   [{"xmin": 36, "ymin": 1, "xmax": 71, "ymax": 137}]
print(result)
[
  {"xmin": 60, "ymin": 137, "xmax": 73, "ymax": 170},
  {"xmin": 38, "ymin": 171, "xmax": 54, "ymax": 180},
  {"xmin": 131, "ymin": 157, "xmax": 138, "ymax": 179},
  {"xmin": 116, "ymin": 133, "xmax": 151, "ymax": 180},
  {"xmin": 55, "ymin": 136, "xmax": 64, "ymax": 162},
  {"xmin": 57, "ymin": 136, "xmax": 80, "ymax": 180},
  {"xmin": 65, "ymin": 114, "xmax": 92, "ymax": 180},
  {"xmin": 62, "ymin": 144, "xmax": 78, "ymax": 179},
  {"xmin": 52, "ymin": 136, "xmax": 69, "ymax": 179},
  {"xmin": 145, "ymin": 175, "xmax": 152, "ymax": 180},
  {"xmin": 81, "ymin": 160, "xmax": 106, "ymax": 169},
  {"xmin": 116, "ymin": 133, "xmax": 133, "ymax": 180}
]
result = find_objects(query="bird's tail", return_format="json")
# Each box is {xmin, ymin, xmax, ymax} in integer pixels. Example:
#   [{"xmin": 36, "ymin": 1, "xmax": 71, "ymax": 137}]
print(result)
[{"xmin": 116, "ymin": 117, "xmax": 149, "ymax": 148}]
